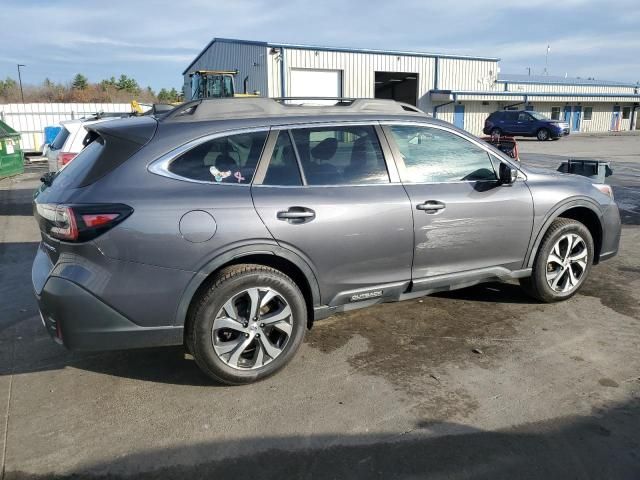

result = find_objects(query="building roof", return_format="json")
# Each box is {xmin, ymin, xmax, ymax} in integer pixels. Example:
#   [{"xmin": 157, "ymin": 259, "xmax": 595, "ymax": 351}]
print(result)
[
  {"xmin": 498, "ymin": 73, "xmax": 638, "ymax": 88},
  {"xmin": 182, "ymin": 37, "xmax": 500, "ymax": 75}
]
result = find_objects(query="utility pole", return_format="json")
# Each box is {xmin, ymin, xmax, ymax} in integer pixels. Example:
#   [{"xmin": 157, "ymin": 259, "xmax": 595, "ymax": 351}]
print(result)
[
  {"xmin": 526, "ymin": 67, "xmax": 531, "ymax": 77},
  {"xmin": 545, "ymin": 45, "xmax": 550, "ymax": 75},
  {"xmin": 17, "ymin": 64, "xmax": 25, "ymax": 102}
]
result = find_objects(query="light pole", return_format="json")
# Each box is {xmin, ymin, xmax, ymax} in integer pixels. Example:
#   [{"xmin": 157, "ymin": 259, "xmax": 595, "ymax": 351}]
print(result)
[{"xmin": 17, "ymin": 64, "xmax": 25, "ymax": 102}]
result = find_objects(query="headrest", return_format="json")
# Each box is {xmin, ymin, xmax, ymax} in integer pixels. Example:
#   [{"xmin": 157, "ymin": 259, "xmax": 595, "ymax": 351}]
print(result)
[{"xmin": 311, "ymin": 137, "xmax": 338, "ymax": 161}]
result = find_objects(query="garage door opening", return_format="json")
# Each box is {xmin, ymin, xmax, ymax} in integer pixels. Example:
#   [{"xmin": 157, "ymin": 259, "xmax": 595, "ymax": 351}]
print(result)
[
  {"xmin": 374, "ymin": 72, "xmax": 418, "ymax": 106},
  {"xmin": 289, "ymin": 69, "xmax": 342, "ymax": 104}
]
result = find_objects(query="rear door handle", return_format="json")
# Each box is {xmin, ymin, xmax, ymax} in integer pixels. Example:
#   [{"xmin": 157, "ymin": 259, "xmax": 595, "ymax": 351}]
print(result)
[
  {"xmin": 416, "ymin": 201, "xmax": 446, "ymax": 213},
  {"xmin": 277, "ymin": 207, "xmax": 315, "ymax": 224}
]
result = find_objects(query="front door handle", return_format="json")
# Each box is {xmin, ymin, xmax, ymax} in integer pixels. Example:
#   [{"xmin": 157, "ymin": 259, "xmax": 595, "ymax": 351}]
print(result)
[
  {"xmin": 277, "ymin": 207, "xmax": 316, "ymax": 224},
  {"xmin": 416, "ymin": 201, "xmax": 446, "ymax": 214}
]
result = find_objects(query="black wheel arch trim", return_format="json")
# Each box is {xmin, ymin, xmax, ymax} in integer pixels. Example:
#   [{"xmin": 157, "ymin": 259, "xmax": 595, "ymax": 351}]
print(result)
[
  {"xmin": 174, "ymin": 243, "xmax": 322, "ymax": 326},
  {"xmin": 525, "ymin": 197, "xmax": 603, "ymax": 268}
]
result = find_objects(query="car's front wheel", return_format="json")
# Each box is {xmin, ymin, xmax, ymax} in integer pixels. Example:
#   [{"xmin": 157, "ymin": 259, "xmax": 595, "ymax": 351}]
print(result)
[
  {"xmin": 520, "ymin": 218, "xmax": 594, "ymax": 302},
  {"xmin": 187, "ymin": 265, "xmax": 307, "ymax": 385},
  {"xmin": 536, "ymin": 128, "xmax": 550, "ymax": 141}
]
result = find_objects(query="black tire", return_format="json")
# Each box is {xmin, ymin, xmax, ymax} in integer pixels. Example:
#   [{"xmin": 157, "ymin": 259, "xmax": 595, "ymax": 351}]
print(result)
[
  {"xmin": 520, "ymin": 218, "xmax": 594, "ymax": 302},
  {"xmin": 491, "ymin": 127, "xmax": 502, "ymax": 137},
  {"xmin": 187, "ymin": 264, "xmax": 307, "ymax": 385},
  {"xmin": 536, "ymin": 128, "xmax": 550, "ymax": 141}
]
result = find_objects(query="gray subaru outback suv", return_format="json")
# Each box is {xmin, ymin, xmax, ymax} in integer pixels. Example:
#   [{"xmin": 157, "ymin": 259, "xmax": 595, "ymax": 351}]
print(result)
[{"xmin": 32, "ymin": 98, "xmax": 621, "ymax": 384}]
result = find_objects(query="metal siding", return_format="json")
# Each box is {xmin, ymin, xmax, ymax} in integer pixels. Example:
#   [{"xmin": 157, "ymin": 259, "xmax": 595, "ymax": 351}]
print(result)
[
  {"xmin": 439, "ymin": 58, "xmax": 499, "ymax": 91},
  {"xmin": 181, "ymin": 42, "xmax": 269, "ymax": 99},
  {"xmin": 270, "ymin": 48, "xmax": 435, "ymax": 110},
  {"xmin": 453, "ymin": 101, "xmax": 638, "ymax": 136},
  {"xmin": 0, "ymin": 103, "xmax": 131, "ymax": 151}
]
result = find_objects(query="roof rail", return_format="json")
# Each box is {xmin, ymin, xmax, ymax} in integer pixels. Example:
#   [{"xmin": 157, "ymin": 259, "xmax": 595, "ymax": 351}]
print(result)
[
  {"xmin": 273, "ymin": 97, "xmax": 357, "ymax": 103},
  {"xmin": 160, "ymin": 97, "xmax": 425, "ymax": 122}
]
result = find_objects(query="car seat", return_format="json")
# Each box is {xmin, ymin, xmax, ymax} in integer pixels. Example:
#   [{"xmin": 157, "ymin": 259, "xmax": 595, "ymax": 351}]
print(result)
[{"xmin": 307, "ymin": 137, "xmax": 340, "ymax": 184}]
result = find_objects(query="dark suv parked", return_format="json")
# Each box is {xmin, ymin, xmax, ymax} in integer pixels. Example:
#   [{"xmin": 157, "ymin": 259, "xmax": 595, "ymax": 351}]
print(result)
[
  {"xmin": 484, "ymin": 110, "xmax": 570, "ymax": 140},
  {"xmin": 32, "ymin": 98, "xmax": 620, "ymax": 384}
]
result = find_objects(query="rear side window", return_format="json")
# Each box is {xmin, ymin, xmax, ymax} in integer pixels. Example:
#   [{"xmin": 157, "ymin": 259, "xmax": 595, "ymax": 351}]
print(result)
[
  {"xmin": 290, "ymin": 125, "xmax": 389, "ymax": 185},
  {"xmin": 50, "ymin": 128, "xmax": 69, "ymax": 150},
  {"xmin": 168, "ymin": 131, "xmax": 268, "ymax": 184}
]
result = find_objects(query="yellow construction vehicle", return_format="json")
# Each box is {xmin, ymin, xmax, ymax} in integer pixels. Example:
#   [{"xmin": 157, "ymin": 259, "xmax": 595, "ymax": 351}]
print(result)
[{"xmin": 188, "ymin": 70, "xmax": 259, "ymax": 100}]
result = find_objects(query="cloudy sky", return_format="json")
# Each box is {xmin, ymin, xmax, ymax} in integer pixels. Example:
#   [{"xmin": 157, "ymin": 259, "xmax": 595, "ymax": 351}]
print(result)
[{"xmin": 2, "ymin": 0, "xmax": 639, "ymax": 90}]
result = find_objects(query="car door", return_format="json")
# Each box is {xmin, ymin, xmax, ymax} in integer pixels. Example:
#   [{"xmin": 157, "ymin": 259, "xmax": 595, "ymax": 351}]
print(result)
[
  {"xmin": 382, "ymin": 123, "xmax": 534, "ymax": 286},
  {"xmin": 251, "ymin": 123, "xmax": 414, "ymax": 305},
  {"xmin": 515, "ymin": 111, "xmax": 534, "ymax": 135},
  {"xmin": 499, "ymin": 111, "xmax": 522, "ymax": 135}
]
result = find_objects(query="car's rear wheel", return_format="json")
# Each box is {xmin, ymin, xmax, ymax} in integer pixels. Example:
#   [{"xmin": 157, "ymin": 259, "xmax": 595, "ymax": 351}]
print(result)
[
  {"xmin": 187, "ymin": 264, "xmax": 307, "ymax": 385},
  {"xmin": 520, "ymin": 218, "xmax": 594, "ymax": 302},
  {"xmin": 537, "ymin": 128, "xmax": 550, "ymax": 141}
]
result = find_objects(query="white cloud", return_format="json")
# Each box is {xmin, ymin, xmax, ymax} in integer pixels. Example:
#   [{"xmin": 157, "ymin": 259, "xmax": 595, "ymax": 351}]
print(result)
[{"xmin": 0, "ymin": 0, "xmax": 638, "ymax": 88}]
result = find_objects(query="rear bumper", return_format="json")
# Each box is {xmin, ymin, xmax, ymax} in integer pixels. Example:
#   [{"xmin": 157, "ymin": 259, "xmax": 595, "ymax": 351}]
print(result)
[
  {"xmin": 35, "ymin": 276, "xmax": 184, "ymax": 351},
  {"xmin": 32, "ymin": 245, "xmax": 184, "ymax": 351}
]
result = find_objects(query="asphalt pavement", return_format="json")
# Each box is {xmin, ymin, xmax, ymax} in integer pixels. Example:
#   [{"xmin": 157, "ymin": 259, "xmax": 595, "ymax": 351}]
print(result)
[{"xmin": 1, "ymin": 134, "xmax": 639, "ymax": 479}]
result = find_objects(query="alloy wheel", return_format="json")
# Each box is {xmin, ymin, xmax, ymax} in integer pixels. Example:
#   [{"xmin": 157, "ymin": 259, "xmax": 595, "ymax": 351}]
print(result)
[
  {"xmin": 211, "ymin": 287, "xmax": 293, "ymax": 370},
  {"xmin": 545, "ymin": 233, "xmax": 588, "ymax": 293}
]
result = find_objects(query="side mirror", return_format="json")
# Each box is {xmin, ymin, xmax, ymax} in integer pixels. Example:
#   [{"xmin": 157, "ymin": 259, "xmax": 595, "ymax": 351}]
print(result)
[{"xmin": 499, "ymin": 163, "xmax": 517, "ymax": 185}]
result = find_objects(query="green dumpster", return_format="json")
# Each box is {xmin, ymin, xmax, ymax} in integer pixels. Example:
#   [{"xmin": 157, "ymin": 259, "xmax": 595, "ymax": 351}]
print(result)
[{"xmin": 0, "ymin": 120, "xmax": 24, "ymax": 179}]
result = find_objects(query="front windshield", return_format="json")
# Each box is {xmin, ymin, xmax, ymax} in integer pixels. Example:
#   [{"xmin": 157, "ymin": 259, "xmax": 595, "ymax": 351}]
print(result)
[{"xmin": 529, "ymin": 111, "xmax": 549, "ymax": 121}]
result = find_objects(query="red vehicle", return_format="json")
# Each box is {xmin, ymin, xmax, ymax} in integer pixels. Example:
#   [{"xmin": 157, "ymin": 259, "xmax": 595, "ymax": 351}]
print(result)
[{"xmin": 482, "ymin": 134, "xmax": 519, "ymax": 161}]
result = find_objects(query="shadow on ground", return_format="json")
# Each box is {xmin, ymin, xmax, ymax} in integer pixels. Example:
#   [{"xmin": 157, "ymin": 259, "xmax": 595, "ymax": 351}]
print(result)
[
  {"xmin": 0, "ymin": 188, "xmax": 37, "ymax": 216},
  {"xmin": 5, "ymin": 398, "xmax": 640, "ymax": 479}
]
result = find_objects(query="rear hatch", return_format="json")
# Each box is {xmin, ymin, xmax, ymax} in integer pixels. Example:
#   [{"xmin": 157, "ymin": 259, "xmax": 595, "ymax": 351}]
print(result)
[{"xmin": 34, "ymin": 116, "xmax": 157, "ymax": 265}]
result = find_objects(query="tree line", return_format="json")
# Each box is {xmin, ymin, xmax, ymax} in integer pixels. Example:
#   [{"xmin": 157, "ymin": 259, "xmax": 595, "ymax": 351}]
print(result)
[{"xmin": 0, "ymin": 73, "xmax": 182, "ymax": 104}]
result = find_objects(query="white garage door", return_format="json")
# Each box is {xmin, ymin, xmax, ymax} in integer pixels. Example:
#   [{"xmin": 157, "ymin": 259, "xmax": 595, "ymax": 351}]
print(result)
[{"xmin": 289, "ymin": 69, "xmax": 342, "ymax": 104}]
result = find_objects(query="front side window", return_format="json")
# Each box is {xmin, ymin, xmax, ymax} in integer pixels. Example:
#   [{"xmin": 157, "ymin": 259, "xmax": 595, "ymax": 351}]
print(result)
[
  {"xmin": 290, "ymin": 125, "xmax": 389, "ymax": 185},
  {"xmin": 168, "ymin": 131, "xmax": 267, "ymax": 183},
  {"xmin": 518, "ymin": 112, "xmax": 532, "ymax": 122},
  {"xmin": 529, "ymin": 112, "xmax": 549, "ymax": 121},
  {"xmin": 389, "ymin": 125, "xmax": 497, "ymax": 183}
]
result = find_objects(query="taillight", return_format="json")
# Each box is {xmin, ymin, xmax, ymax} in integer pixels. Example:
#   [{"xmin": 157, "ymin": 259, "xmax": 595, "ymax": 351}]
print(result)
[
  {"xmin": 58, "ymin": 152, "xmax": 77, "ymax": 167},
  {"xmin": 35, "ymin": 203, "xmax": 133, "ymax": 242}
]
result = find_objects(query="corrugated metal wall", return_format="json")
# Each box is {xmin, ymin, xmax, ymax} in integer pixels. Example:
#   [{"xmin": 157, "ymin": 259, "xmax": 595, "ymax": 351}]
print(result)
[
  {"xmin": 0, "ymin": 103, "xmax": 131, "ymax": 151},
  {"xmin": 182, "ymin": 42, "xmax": 269, "ymax": 99},
  {"xmin": 184, "ymin": 39, "xmax": 639, "ymax": 135},
  {"xmin": 438, "ymin": 58, "xmax": 498, "ymax": 91},
  {"xmin": 271, "ymin": 48, "xmax": 436, "ymax": 110},
  {"xmin": 445, "ymin": 101, "xmax": 636, "ymax": 136},
  {"xmin": 437, "ymin": 102, "xmax": 501, "ymax": 136}
]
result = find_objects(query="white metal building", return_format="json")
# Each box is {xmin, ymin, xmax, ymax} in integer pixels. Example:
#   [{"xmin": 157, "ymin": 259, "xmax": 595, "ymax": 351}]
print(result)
[{"xmin": 183, "ymin": 38, "xmax": 640, "ymax": 136}]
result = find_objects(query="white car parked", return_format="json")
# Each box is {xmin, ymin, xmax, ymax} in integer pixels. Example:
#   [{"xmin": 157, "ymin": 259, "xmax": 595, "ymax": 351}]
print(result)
[{"xmin": 46, "ymin": 116, "xmax": 123, "ymax": 172}]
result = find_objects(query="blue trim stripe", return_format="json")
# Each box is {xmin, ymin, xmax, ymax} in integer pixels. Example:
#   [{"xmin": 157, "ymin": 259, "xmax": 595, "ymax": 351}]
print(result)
[
  {"xmin": 498, "ymin": 73, "xmax": 638, "ymax": 88},
  {"xmin": 450, "ymin": 90, "xmax": 640, "ymax": 99}
]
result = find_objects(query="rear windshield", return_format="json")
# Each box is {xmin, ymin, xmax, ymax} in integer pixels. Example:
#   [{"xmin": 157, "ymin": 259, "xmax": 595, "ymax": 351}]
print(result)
[
  {"xmin": 50, "ymin": 128, "xmax": 70, "ymax": 150},
  {"xmin": 50, "ymin": 138, "xmax": 105, "ymax": 191}
]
